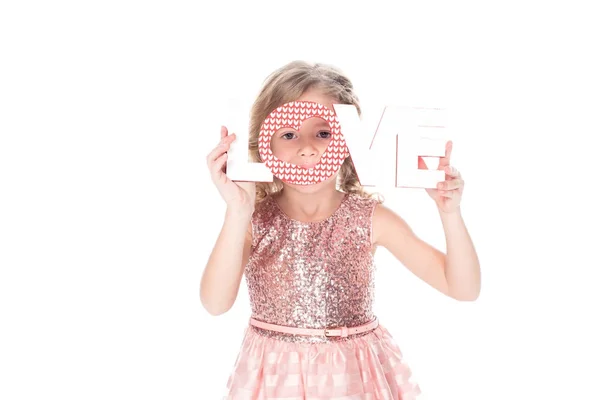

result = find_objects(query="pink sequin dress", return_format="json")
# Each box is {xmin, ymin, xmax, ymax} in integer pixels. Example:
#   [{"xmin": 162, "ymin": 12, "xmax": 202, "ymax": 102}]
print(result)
[{"xmin": 223, "ymin": 192, "xmax": 421, "ymax": 399}]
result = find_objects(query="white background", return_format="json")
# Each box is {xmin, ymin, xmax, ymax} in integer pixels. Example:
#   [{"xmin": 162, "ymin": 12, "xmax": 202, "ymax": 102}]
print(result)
[{"xmin": 1, "ymin": 1, "xmax": 598, "ymax": 399}]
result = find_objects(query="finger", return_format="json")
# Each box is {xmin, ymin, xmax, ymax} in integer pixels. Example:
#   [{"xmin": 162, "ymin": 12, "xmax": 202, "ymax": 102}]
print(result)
[
  {"xmin": 206, "ymin": 143, "xmax": 226, "ymax": 166},
  {"xmin": 211, "ymin": 152, "xmax": 228, "ymax": 179},
  {"xmin": 440, "ymin": 181, "xmax": 463, "ymax": 192},
  {"xmin": 206, "ymin": 135, "xmax": 236, "ymax": 166},
  {"xmin": 438, "ymin": 189, "xmax": 455, "ymax": 198},
  {"xmin": 439, "ymin": 178, "xmax": 464, "ymax": 191},
  {"xmin": 438, "ymin": 141, "xmax": 452, "ymax": 169},
  {"xmin": 445, "ymin": 140, "xmax": 453, "ymax": 160},
  {"xmin": 219, "ymin": 132, "xmax": 237, "ymax": 151},
  {"xmin": 220, "ymin": 126, "xmax": 228, "ymax": 140},
  {"xmin": 444, "ymin": 165, "xmax": 461, "ymax": 178}
]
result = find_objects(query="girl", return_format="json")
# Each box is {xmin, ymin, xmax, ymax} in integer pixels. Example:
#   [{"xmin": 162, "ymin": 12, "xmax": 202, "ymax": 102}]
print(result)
[{"xmin": 201, "ymin": 60, "xmax": 481, "ymax": 399}]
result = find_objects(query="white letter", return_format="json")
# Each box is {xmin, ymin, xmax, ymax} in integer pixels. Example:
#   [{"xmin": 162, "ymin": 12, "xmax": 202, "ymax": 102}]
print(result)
[
  {"xmin": 223, "ymin": 98, "xmax": 273, "ymax": 182},
  {"xmin": 333, "ymin": 104, "xmax": 447, "ymax": 189}
]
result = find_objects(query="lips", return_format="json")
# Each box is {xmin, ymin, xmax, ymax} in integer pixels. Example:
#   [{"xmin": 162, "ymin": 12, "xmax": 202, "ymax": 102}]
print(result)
[{"xmin": 299, "ymin": 164, "xmax": 316, "ymax": 169}]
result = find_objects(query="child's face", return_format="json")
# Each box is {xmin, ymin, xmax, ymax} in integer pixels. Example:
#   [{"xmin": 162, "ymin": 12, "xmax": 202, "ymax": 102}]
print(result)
[{"xmin": 270, "ymin": 88, "xmax": 338, "ymax": 170}]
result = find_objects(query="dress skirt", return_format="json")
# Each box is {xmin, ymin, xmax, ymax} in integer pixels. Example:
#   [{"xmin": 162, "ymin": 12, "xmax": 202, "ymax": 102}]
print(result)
[{"xmin": 223, "ymin": 322, "xmax": 421, "ymax": 400}]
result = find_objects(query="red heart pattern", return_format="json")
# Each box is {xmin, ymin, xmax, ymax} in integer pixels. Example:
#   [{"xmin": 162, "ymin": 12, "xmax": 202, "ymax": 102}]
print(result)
[{"xmin": 258, "ymin": 101, "xmax": 350, "ymax": 185}]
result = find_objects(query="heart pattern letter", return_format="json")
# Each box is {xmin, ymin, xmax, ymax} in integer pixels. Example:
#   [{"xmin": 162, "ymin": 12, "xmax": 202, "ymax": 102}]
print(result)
[{"xmin": 258, "ymin": 101, "xmax": 350, "ymax": 185}]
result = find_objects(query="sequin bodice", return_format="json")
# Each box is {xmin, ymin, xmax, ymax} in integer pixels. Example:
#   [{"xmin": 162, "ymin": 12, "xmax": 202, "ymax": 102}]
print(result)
[{"xmin": 244, "ymin": 192, "xmax": 379, "ymax": 342}]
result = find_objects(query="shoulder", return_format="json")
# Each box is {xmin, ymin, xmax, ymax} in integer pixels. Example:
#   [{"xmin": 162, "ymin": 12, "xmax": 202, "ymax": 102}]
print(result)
[
  {"xmin": 341, "ymin": 192, "xmax": 382, "ymax": 223},
  {"xmin": 345, "ymin": 191, "xmax": 381, "ymax": 212},
  {"xmin": 248, "ymin": 195, "xmax": 278, "ymax": 244},
  {"xmin": 252, "ymin": 195, "xmax": 278, "ymax": 222}
]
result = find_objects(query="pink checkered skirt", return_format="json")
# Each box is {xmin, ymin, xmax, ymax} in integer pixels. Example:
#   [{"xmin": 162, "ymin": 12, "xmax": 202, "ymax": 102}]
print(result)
[{"xmin": 222, "ymin": 322, "xmax": 421, "ymax": 399}]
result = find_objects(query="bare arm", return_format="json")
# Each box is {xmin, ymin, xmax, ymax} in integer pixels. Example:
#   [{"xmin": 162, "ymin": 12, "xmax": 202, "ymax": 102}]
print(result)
[
  {"xmin": 372, "ymin": 203, "xmax": 480, "ymax": 301},
  {"xmin": 437, "ymin": 208, "xmax": 480, "ymax": 301},
  {"xmin": 372, "ymin": 203, "xmax": 450, "ymax": 298},
  {"xmin": 200, "ymin": 208, "xmax": 253, "ymax": 316}
]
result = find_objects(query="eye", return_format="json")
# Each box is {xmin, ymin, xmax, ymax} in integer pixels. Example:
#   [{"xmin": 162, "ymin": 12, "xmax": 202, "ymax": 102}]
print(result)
[
  {"xmin": 318, "ymin": 131, "xmax": 331, "ymax": 138},
  {"xmin": 281, "ymin": 132, "xmax": 295, "ymax": 140}
]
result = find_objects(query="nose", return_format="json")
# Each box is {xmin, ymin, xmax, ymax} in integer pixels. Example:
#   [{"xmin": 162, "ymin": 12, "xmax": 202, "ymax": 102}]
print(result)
[
  {"xmin": 299, "ymin": 146, "xmax": 318, "ymax": 157},
  {"xmin": 297, "ymin": 138, "xmax": 318, "ymax": 157}
]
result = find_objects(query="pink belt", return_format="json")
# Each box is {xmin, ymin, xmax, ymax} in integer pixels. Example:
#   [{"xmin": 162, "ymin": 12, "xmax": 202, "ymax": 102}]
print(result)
[{"xmin": 249, "ymin": 317, "xmax": 379, "ymax": 338}]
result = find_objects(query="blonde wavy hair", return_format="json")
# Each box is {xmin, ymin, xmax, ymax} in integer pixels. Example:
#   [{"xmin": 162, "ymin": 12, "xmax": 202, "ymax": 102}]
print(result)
[{"xmin": 248, "ymin": 60, "xmax": 382, "ymax": 204}]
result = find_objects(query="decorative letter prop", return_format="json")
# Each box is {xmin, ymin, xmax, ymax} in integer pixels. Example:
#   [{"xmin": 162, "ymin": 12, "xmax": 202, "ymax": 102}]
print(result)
[
  {"xmin": 223, "ymin": 98, "xmax": 273, "ymax": 182},
  {"xmin": 225, "ymin": 101, "xmax": 449, "ymax": 188},
  {"xmin": 333, "ymin": 104, "xmax": 447, "ymax": 188}
]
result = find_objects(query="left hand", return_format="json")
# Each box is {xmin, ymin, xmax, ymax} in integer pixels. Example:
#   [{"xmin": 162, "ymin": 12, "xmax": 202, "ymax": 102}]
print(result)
[{"xmin": 418, "ymin": 140, "xmax": 464, "ymax": 213}]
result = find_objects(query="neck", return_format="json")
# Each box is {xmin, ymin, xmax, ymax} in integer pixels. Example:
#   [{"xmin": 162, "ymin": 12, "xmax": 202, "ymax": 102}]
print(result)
[{"xmin": 275, "ymin": 182, "xmax": 346, "ymax": 222}]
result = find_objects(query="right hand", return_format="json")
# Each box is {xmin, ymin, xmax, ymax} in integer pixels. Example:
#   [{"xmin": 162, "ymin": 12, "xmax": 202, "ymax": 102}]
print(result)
[{"xmin": 206, "ymin": 126, "xmax": 256, "ymax": 213}]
